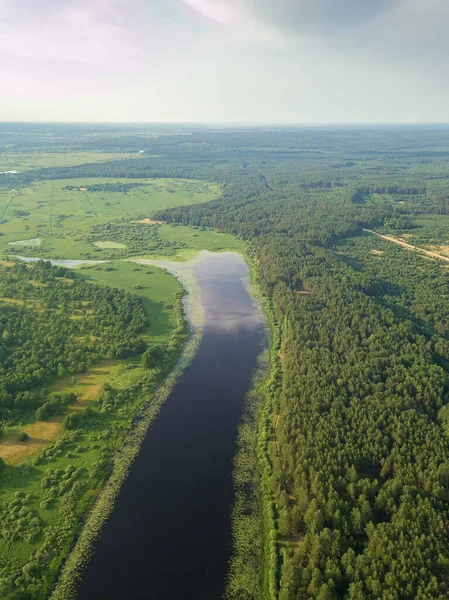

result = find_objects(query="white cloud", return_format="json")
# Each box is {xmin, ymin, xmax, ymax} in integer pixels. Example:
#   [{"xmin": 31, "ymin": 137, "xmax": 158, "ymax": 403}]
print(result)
[
  {"xmin": 180, "ymin": 0, "xmax": 235, "ymax": 23},
  {"xmin": 1, "ymin": 0, "xmax": 449, "ymax": 122}
]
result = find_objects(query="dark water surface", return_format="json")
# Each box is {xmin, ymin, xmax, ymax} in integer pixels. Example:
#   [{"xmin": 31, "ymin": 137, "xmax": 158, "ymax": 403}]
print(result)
[{"xmin": 76, "ymin": 253, "xmax": 265, "ymax": 600}]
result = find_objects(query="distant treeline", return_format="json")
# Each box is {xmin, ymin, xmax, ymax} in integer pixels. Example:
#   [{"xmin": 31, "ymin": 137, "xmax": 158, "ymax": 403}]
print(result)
[{"xmin": 63, "ymin": 182, "xmax": 145, "ymax": 193}]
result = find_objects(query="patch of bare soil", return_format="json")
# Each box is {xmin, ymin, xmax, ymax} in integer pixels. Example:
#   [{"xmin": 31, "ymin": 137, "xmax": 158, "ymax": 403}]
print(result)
[{"xmin": 137, "ymin": 218, "xmax": 165, "ymax": 225}]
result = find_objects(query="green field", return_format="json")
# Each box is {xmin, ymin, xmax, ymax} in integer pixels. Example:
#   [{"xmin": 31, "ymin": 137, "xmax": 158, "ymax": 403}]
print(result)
[
  {"xmin": 0, "ymin": 152, "xmax": 142, "ymax": 173},
  {"xmin": 0, "ymin": 177, "xmax": 244, "ymax": 261},
  {"xmin": 156, "ymin": 224, "xmax": 244, "ymax": 258},
  {"xmin": 76, "ymin": 261, "xmax": 180, "ymax": 342}
]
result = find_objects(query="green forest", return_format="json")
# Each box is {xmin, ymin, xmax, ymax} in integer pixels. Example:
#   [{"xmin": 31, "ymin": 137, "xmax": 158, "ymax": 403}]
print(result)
[
  {"xmin": 3, "ymin": 123, "xmax": 449, "ymax": 598},
  {"xmin": 149, "ymin": 126, "xmax": 449, "ymax": 599}
]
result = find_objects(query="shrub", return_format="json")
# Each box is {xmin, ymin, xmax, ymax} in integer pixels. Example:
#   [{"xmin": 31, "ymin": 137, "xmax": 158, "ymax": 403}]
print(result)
[
  {"xmin": 36, "ymin": 392, "xmax": 77, "ymax": 421},
  {"xmin": 141, "ymin": 345, "xmax": 164, "ymax": 369},
  {"xmin": 64, "ymin": 407, "xmax": 97, "ymax": 430}
]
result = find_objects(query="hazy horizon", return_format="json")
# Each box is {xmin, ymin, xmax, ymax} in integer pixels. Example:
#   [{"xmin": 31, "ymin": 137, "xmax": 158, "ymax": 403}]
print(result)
[
  {"xmin": 2, "ymin": 0, "xmax": 448, "ymax": 123},
  {"xmin": 3, "ymin": 122, "xmax": 449, "ymax": 127}
]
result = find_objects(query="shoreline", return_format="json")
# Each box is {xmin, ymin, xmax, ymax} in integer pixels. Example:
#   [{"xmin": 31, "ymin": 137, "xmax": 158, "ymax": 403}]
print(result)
[{"xmin": 225, "ymin": 249, "xmax": 281, "ymax": 600}]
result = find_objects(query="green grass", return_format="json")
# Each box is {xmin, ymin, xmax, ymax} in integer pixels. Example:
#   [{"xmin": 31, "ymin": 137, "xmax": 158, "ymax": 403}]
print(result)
[
  {"xmin": 76, "ymin": 261, "xmax": 181, "ymax": 342},
  {"xmin": 0, "ymin": 177, "xmax": 222, "ymax": 259},
  {"xmin": 156, "ymin": 224, "xmax": 244, "ymax": 257},
  {"xmin": 0, "ymin": 356, "xmax": 155, "ymax": 595},
  {"xmin": 0, "ymin": 152, "xmax": 142, "ymax": 172}
]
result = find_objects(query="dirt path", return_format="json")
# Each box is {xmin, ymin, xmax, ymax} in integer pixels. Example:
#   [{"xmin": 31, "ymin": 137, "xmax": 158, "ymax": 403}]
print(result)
[{"xmin": 363, "ymin": 228, "xmax": 449, "ymax": 263}]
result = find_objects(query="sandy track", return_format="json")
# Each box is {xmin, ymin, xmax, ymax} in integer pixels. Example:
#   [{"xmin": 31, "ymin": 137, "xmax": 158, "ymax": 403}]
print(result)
[{"xmin": 363, "ymin": 228, "xmax": 449, "ymax": 263}]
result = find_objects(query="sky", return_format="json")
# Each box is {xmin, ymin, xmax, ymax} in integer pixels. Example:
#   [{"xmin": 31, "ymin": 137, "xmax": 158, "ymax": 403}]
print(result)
[{"xmin": 1, "ymin": 0, "xmax": 448, "ymax": 123}]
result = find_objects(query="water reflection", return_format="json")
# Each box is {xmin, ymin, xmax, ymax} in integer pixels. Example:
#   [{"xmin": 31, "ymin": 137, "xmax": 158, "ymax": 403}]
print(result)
[{"xmin": 133, "ymin": 251, "xmax": 264, "ymax": 333}]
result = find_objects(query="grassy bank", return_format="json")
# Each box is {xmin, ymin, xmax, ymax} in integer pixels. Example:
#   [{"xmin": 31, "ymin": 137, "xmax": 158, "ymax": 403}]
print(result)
[{"xmin": 225, "ymin": 250, "xmax": 282, "ymax": 600}]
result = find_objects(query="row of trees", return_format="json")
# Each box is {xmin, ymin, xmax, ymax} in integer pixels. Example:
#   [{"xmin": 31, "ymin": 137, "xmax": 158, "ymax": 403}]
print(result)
[{"xmin": 63, "ymin": 182, "xmax": 144, "ymax": 193}]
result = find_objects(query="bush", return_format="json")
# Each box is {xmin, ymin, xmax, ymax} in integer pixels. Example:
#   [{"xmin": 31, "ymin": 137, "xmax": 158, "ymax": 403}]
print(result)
[
  {"xmin": 141, "ymin": 345, "xmax": 164, "ymax": 369},
  {"xmin": 64, "ymin": 407, "xmax": 97, "ymax": 430},
  {"xmin": 36, "ymin": 392, "xmax": 77, "ymax": 421},
  {"xmin": 19, "ymin": 432, "xmax": 29, "ymax": 442}
]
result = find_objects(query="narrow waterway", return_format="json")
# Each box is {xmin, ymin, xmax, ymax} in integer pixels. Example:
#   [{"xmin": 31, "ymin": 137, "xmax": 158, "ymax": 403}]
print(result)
[{"xmin": 76, "ymin": 252, "xmax": 265, "ymax": 600}]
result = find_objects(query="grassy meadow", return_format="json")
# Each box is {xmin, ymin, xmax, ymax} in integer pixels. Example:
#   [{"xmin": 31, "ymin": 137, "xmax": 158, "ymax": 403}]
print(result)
[
  {"xmin": 0, "ymin": 177, "xmax": 222, "ymax": 259},
  {"xmin": 0, "ymin": 152, "xmax": 142, "ymax": 173},
  {"xmin": 76, "ymin": 261, "xmax": 181, "ymax": 342},
  {"xmin": 156, "ymin": 223, "xmax": 244, "ymax": 258}
]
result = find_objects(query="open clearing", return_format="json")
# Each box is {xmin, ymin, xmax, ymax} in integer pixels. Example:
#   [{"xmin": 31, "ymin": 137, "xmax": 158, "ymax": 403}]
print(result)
[
  {"xmin": 431, "ymin": 244, "xmax": 449, "ymax": 256},
  {"xmin": 0, "ymin": 361, "xmax": 124, "ymax": 466},
  {"xmin": 137, "ymin": 218, "xmax": 165, "ymax": 225},
  {"xmin": 94, "ymin": 241, "xmax": 127, "ymax": 249},
  {"xmin": 8, "ymin": 237, "xmax": 41, "ymax": 247},
  {"xmin": 0, "ymin": 419, "xmax": 64, "ymax": 465},
  {"xmin": 76, "ymin": 261, "xmax": 181, "ymax": 342},
  {"xmin": 363, "ymin": 228, "xmax": 449, "ymax": 263}
]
